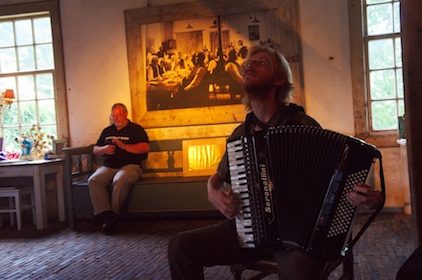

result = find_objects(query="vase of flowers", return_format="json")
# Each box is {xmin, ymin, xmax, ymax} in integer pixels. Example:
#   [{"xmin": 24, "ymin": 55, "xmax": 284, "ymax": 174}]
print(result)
[
  {"xmin": 16, "ymin": 124, "xmax": 54, "ymax": 160},
  {"xmin": 19, "ymin": 135, "xmax": 33, "ymax": 159}
]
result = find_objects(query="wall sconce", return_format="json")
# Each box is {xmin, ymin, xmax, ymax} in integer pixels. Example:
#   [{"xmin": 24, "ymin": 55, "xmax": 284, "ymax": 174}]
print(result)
[
  {"xmin": 210, "ymin": 18, "xmax": 224, "ymax": 29},
  {"xmin": 210, "ymin": 20, "xmax": 217, "ymax": 29},
  {"xmin": 250, "ymin": 16, "xmax": 260, "ymax": 23},
  {"xmin": 1, "ymin": 89, "xmax": 15, "ymax": 110}
]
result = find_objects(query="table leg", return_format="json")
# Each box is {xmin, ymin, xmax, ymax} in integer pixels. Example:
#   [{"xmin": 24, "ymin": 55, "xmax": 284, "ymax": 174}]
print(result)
[
  {"xmin": 32, "ymin": 165, "xmax": 48, "ymax": 230},
  {"xmin": 56, "ymin": 164, "xmax": 66, "ymax": 222}
]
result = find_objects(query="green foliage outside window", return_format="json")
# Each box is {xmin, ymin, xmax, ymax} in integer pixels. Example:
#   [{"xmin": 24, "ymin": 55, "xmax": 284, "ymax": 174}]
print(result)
[
  {"xmin": 0, "ymin": 15, "xmax": 57, "ymax": 152},
  {"xmin": 365, "ymin": 0, "xmax": 404, "ymax": 131}
]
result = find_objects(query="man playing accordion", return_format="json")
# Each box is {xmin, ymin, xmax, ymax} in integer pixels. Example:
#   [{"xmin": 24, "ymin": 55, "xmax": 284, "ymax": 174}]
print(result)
[{"xmin": 168, "ymin": 45, "xmax": 383, "ymax": 280}]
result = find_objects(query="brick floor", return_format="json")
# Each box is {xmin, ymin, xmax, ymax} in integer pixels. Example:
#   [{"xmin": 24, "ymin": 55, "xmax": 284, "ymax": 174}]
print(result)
[{"xmin": 0, "ymin": 212, "xmax": 416, "ymax": 279}]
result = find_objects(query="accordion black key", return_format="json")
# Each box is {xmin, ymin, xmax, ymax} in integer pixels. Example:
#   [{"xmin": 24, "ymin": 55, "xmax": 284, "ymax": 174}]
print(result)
[{"xmin": 227, "ymin": 126, "xmax": 384, "ymax": 260}]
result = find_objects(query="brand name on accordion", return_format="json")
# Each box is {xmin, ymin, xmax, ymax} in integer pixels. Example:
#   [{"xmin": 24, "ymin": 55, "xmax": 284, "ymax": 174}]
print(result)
[{"xmin": 259, "ymin": 164, "xmax": 272, "ymax": 213}]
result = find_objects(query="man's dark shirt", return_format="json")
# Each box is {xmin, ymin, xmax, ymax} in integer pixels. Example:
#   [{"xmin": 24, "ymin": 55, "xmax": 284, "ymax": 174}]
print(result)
[
  {"xmin": 95, "ymin": 120, "xmax": 149, "ymax": 169},
  {"xmin": 217, "ymin": 104, "xmax": 321, "ymax": 183}
]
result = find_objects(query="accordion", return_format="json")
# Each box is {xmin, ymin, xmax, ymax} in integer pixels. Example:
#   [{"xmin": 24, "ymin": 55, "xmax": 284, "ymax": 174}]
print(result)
[{"xmin": 227, "ymin": 126, "xmax": 385, "ymax": 261}]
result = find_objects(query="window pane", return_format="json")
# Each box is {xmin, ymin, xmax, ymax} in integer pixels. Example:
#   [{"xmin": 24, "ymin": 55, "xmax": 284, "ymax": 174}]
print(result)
[
  {"xmin": 33, "ymin": 17, "xmax": 52, "ymax": 44},
  {"xmin": 397, "ymin": 69, "xmax": 403, "ymax": 98},
  {"xmin": 21, "ymin": 125, "xmax": 35, "ymax": 137},
  {"xmin": 38, "ymin": 99, "xmax": 56, "ymax": 124},
  {"xmin": 20, "ymin": 100, "xmax": 37, "ymax": 125},
  {"xmin": 367, "ymin": 0, "xmax": 391, "ymax": 4},
  {"xmin": 18, "ymin": 46, "xmax": 35, "ymax": 71},
  {"xmin": 15, "ymin": 19, "xmax": 33, "ymax": 46},
  {"xmin": 367, "ymin": 3, "xmax": 393, "ymax": 35},
  {"xmin": 0, "ymin": 47, "xmax": 18, "ymax": 73},
  {"xmin": 0, "ymin": 76, "xmax": 16, "ymax": 90},
  {"xmin": 1, "ymin": 103, "xmax": 18, "ymax": 126},
  {"xmin": 0, "ymin": 22, "xmax": 14, "ymax": 47},
  {"xmin": 3, "ymin": 127, "xmax": 20, "ymax": 151},
  {"xmin": 372, "ymin": 100, "xmax": 397, "ymax": 130},
  {"xmin": 398, "ymin": 100, "xmax": 405, "ymax": 117},
  {"xmin": 36, "ymin": 44, "xmax": 54, "ymax": 69},
  {"xmin": 395, "ymin": 38, "xmax": 402, "ymax": 67},
  {"xmin": 17, "ymin": 75, "xmax": 36, "ymax": 100},
  {"xmin": 36, "ymin": 73, "xmax": 54, "ymax": 99},
  {"xmin": 370, "ymin": 70, "xmax": 395, "ymax": 99},
  {"xmin": 393, "ymin": 2, "xmax": 401, "ymax": 33},
  {"xmin": 368, "ymin": 39, "xmax": 394, "ymax": 69},
  {"xmin": 42, "ymin": 125, "xmax": 57, "ymax": 139}
]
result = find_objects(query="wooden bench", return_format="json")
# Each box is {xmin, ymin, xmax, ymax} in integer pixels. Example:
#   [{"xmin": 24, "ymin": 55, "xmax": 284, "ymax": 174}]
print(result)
[{"xmin": 63, "ymin": 139, "xmax": 223, "ymax": 228}]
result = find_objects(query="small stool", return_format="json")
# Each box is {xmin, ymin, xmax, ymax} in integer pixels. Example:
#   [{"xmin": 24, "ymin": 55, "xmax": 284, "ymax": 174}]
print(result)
[{"xmin": 0, "ymin": 186, "xmax": 36, "ymax": 230}]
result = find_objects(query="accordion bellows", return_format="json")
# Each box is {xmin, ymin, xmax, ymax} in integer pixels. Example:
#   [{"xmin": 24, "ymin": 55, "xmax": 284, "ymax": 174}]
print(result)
[{"xmin": 227, "ymin": 126, "xmax": 382, "ymax": 261}]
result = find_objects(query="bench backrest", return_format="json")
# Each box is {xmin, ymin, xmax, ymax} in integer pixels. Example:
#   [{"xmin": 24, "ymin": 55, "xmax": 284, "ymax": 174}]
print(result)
[{"xmin": 63, "ymin": 139, "xmax": 185, "ymax": 184}]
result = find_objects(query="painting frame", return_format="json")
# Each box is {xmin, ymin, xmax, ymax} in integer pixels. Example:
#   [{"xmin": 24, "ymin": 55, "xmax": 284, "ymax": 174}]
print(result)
[
  {"xmin": 248, "ymin": 25, "xmax": 260, "ymax": 41},
  {"xmin": 124, "ymin": 0, "xmax": 304, "ymax": 128}
]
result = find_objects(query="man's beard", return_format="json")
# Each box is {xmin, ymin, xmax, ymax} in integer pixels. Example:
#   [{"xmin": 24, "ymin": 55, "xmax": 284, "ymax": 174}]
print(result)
[{"xmin": 243, "ymin": 79, "xmax": 273, "ymax": 101}]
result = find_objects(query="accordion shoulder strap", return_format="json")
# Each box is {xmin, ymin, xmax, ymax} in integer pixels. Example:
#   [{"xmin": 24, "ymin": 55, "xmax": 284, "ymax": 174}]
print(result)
[{"xmin": 244, "ymin": 104, "xmax": 307, "ymax": 135}]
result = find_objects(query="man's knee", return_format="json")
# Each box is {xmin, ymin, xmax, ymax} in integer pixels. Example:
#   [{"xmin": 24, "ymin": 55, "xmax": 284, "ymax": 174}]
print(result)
[
  {"xmin": 113, "ymin": 176, "xmax": 133, "ymax": 188},
  {"xmin": 274, "ymin": 250, "xmax": 323, "ymax": 280},
  {"xmin": 168, "ymin": 231, "xmax": 204, "ymax": 263},
  {"xmin": 113, "ymin": 170, "xmax": 140, "ymax": 188},
  {"xmin": 87, "ymin": 174, "xmax": 100, "ymax": 188},
  {"xmin": 168, "ymin": 232, "xmax": 189, "ymax": 258},
  {"xmin": 87, "ymin": 174, "xmax": 96, "ymax": 185},
  {"xmin": 88, "ymin": 169, "xmax": 107, "ymax": 185}
]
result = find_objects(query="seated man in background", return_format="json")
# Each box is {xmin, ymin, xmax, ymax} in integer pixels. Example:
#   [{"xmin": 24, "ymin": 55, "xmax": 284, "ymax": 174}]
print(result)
[{"xmin": 88, "ymin": 103, "xmax": 149, "ymax": 235}]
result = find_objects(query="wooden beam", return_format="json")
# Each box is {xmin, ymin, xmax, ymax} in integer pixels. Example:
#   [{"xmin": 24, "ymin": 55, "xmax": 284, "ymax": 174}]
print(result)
[{"xmin": 401, "ymin": 0, "xmax": 422, "ymax": 246}]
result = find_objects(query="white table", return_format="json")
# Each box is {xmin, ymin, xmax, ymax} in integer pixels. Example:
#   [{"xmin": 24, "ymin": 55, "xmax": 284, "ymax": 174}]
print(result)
[{"xmin": 0, "ymin": 159, "xmax": 65, "ymax": 229}]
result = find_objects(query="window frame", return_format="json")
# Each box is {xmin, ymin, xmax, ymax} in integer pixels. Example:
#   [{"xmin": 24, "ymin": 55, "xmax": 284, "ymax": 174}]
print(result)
[
  {"xmin": 0, "ymin": 0, "xmax": 68, "ymax": 143},
  {"xmin": 348, "ymin": 0, "xmax": 402, "ymax": 147}
]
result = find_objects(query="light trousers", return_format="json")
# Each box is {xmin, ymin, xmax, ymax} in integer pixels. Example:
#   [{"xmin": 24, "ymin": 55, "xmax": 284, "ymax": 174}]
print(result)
[{"xmin": 87, "ymin": 164, "xmax": 143, "ymax": 215}]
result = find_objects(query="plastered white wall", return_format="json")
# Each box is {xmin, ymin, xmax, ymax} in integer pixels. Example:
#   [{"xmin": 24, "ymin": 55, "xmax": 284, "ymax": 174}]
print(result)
[
  {"xmin": 60, "ymin": 0, "xmax": 143, "ymax": 146},
  {"xmin": 57, "ymin": 0, "xmax": 405, "ymax": 209},
  {"xmin": 60, "ymin": 0, "xmax": 354, "ymax": 145},
  {"xmin": 298, "ymin": 0, "xmax": 355, "ymax": 135}
]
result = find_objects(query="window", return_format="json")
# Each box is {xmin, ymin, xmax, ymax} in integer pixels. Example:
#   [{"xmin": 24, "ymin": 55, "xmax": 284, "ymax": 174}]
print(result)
[
  {"xmin": 349, "ymin": 0, "xmax": 403, "ymax": 146},
  {"xmin": 0, "ymin": 14, "xmax": 57, "ymax": 150},
  {"xmin": 0, "ymin": 1, "xmax": 68, "ymax": 152},
  {"xmin": 365, "ymin": 0, "xmax": 403, "ymax": 131}
]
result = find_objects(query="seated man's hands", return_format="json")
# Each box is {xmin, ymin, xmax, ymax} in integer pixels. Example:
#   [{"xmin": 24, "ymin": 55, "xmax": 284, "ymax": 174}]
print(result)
[
  {"xmin": 112, "ymin": 139, "xmax": 126, "ymax": 151},
  {"xmin": 347, "ymin": 183, "xmax": 383, "ymax": 210},
  {"xmin": 103, "ymin": 144, "xmax": 116, "ymax": 155}
]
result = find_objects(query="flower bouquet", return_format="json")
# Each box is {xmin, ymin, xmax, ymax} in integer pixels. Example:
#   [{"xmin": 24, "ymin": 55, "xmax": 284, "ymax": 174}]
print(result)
[{"xmin": 15, "ymin": 124, "xmax": 54, "ymax": 160}]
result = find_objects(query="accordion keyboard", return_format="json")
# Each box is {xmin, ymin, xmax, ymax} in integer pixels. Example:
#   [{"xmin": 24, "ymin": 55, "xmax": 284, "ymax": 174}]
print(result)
[{"xmin": 227, "ymin": 139, "xmax": 255, "ymax": 248}]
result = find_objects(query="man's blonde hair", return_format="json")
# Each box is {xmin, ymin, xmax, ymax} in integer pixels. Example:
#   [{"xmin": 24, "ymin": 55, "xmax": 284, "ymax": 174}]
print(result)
[{"xmin": 242, "ymin": 45, "xmax": 294, "ymax": 111}]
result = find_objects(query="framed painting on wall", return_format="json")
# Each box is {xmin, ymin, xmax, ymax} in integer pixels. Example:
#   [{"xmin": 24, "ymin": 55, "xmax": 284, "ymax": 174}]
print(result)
[
  {"xmin": 248, "ymin": 25, "xmax": 260, "ymax": 41},
  {"xmin": 124, "ymin": 0, "xmax": 303, "ymax": 128}
]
